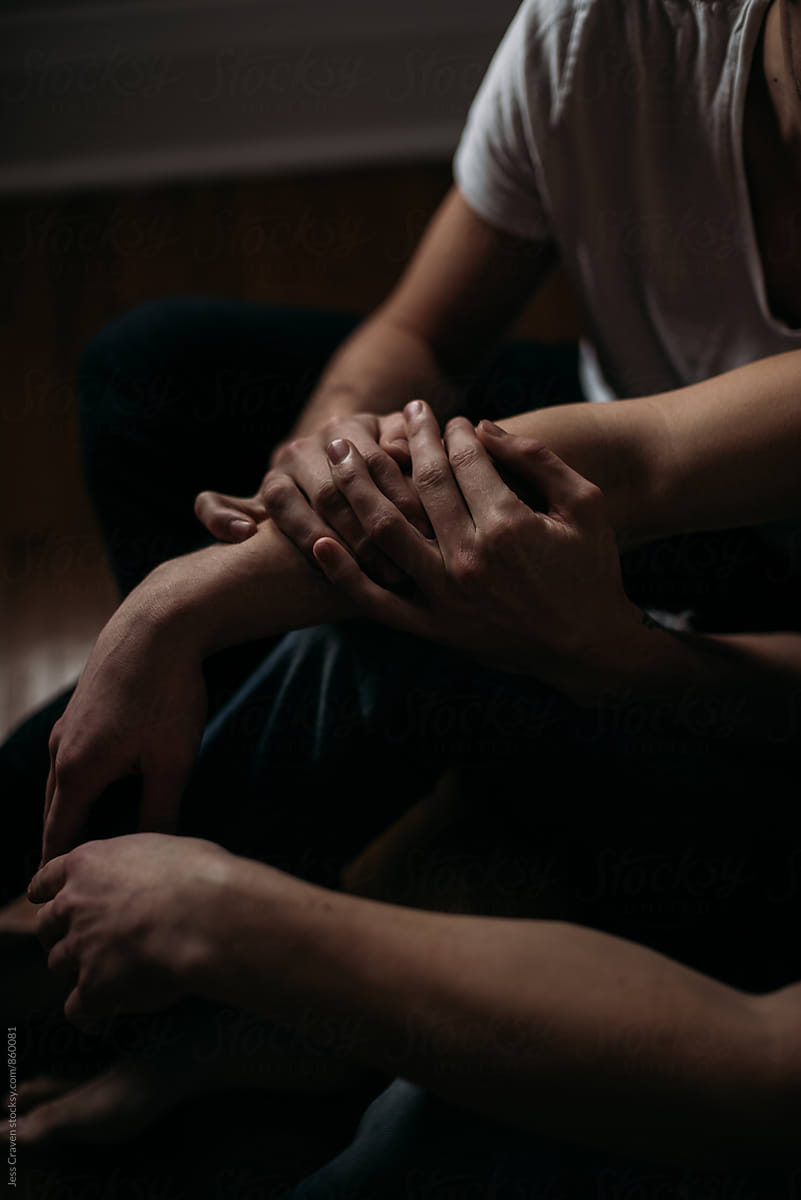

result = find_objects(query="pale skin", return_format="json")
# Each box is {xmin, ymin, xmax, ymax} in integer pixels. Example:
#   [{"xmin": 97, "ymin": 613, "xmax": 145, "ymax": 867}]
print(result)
[{"xmin": 6, "ymin": 0, "xmax": 801, "ymax": 1162}]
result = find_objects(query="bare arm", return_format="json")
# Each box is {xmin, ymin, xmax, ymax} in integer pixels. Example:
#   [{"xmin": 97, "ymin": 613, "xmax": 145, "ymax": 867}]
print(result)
[
  {"xmin": 495, "ymin": 349, "xmax": 801, "ymax": 546},
  {"xmin": 29, "ymin": 834, "xmax": 793, "ymax": 1170},
  {"xmin": 194, "ymin": 859, "xmax": 788, "ymax": 1170},
  {"xmin": 210, "ymin": 188, "xmax": 801, "ymax": 554},
  {"xmin": 284, "ymin": 184, "xmax": 558, "ymax": 437}
]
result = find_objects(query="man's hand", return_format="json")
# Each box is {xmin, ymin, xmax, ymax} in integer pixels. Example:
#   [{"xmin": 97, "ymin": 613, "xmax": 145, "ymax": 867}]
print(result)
[
  {"xmin": 41, "ymin": 585, "xmax": 207, "ymax": 865},
  {"xmin": 311, "ymin": 401, "xmax": 639, "ymax": 690},
  {"xmin": 194, "ymin": 411, "xmax": 432, "ymax": 586},
  {"xmin": 28, "ymin": 834, "xmax": 232, "ymax": 1025}
]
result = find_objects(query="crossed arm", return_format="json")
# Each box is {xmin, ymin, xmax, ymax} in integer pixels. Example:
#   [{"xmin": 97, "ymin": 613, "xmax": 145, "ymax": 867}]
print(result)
[{"xmin": 40, "ymin": 352, "xmax": 801, "ymax": 863}]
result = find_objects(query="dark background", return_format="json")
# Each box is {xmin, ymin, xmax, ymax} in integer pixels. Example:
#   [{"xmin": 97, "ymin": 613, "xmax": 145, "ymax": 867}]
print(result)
[{"xmin": 0, "ymin": 0, "xmax": 581, "ymax": 742}]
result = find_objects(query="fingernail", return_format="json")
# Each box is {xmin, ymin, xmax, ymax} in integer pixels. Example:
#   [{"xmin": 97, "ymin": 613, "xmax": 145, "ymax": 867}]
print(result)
[
  {"xmin": 230, "ymin": 518, "xmax": 254, "ymax": 539},
  {"xmin": 313, "ymin": 539, "xmax": 339, "ymax": 569},
  {"xmin": 479, "ymin": 419, "xmax": 506, "ymax": 436},
  {"xmin": 327, "ymin": 438, "xmax": 349, "ymax": 464},
  {"xmin": 404, "ymin": 400, "xmax": 424, "ymax": 419}
]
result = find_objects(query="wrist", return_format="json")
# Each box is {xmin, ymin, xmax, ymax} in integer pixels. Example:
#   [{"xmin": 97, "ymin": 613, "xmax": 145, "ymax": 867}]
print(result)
[
  {"xmin": 186, "ymin": 851, "xmax": 312, "ymax": 1011},
  {"xmin": 553, "ymin": 599, "xmax": 662, "ymax": 707},
  {"xmin": 135, "ymin": 559, "xmax": 214, "ymax": 655}
]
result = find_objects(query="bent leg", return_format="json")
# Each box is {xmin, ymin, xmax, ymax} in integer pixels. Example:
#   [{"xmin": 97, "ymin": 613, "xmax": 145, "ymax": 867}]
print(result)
[{"xmin": 78, "ymin": 296, "xmax": 364, "ymax": 596}]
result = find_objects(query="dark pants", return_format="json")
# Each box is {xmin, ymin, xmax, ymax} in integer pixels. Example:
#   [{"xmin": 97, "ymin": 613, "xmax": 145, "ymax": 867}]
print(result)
[{"xmin": 3, "ymin": 297, "xmax": 801, "ymax": 1195}]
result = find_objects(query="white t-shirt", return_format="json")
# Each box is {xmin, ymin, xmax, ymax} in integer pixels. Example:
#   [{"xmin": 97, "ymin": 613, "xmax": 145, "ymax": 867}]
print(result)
[{"xmin": 453, "ymin": 0, "xmax": 801, "ymax": 405}]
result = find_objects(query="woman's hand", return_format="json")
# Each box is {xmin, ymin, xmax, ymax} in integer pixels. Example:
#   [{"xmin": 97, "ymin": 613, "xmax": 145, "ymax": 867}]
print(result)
[
  {"xmin": 311, "ymin": 401, "xmax": 640, "ymax": 694},
  {"xmin": 41, "ymin": 579, "xmax": 208, "ymax": 866},
  {"xmin": 193, "ymin": 411, "xmax": 432, "ymax": 586}
]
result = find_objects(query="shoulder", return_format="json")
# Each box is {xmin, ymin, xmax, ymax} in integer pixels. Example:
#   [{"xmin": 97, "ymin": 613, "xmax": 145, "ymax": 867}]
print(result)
[{"xmin": 511, "ymin": 0, "xmax": 751, "ymax": 117}]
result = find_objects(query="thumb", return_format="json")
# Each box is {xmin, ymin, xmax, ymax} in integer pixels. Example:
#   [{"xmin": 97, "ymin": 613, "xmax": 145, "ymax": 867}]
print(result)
[
  {"xmin": 378, "ymin": 412, "xmax": 411, "ymax": 465},
  {"xmin": 194, "ymin": 490, "xmax": 265, "ymax": 542},
  {"xmin": 476, "ymin": 420, "xmax": 595, "ymax": 518}
]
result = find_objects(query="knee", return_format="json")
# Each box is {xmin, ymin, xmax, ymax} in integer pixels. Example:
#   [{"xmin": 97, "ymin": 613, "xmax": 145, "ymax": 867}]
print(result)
[
  {"xmin": 78, "ymin": 296, "xmax": 212, "ymax": 488},
  {"xmin": 79, "ymin": 296, "xmax": 193, "ymax": 426}
]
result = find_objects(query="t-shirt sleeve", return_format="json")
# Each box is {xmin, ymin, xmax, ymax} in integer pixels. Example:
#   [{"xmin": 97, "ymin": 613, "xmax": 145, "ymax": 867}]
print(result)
[{"xmin": 453, "ymin": 0, "xmax": 557, "ymax": 243}]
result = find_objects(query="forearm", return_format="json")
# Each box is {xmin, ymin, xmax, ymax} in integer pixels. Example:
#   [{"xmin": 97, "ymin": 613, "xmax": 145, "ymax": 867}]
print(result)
[
  {"xmin": 148, "ymin": 519, "xmax": 356, "ymax": 655},
  {"xmin": 194, "ymin": 860, "xmax": 784, "ymax": 1169},
  {"xmin": 496, "ymin": 347, "xmax": 801, "ymax": 546},
  {"xmin": 566, "ymin": 602, "xmax": 801, "ymax": 746},
  {"xmin": 286, "ymin": 307, "xmax": 467, "ymax": 440}
]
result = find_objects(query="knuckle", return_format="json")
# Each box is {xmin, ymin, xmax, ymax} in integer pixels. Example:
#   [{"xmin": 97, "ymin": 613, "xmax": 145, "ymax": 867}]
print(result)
[
  {"xmin": 448, "ymin": 444, "xmax": 481, "ymax": 472},
  {"xmin": 521, "ymin": 439, "xmax": 552, "ymax": 465},
  {"xmin": 260, "ymin": 473, "xmax": 293, "ymax": 509},
  {"xmin": 271, "ymin": 438, "xmax": 303, "ymax": 469},
  {"xmin": 193, "ymin": 490, "xmax": 210, "ymax": 517},
  {"xmin": 445, "ymin": 415, "xmax": 471, "ymax": 435},
  {"xmin": 487, "ymin": 502, "xmax": 532, "ymax": 542},
  {"xmin": 315, "ymin": 479, "xmax": 348, "ymax": 513},
  {"xmin": 53, "ymin": 748, "xmax": 79, "ymax": 784},
  {"xmin": 361, "ymin": 447, "xmax": 386, "ymax": 474},
  {"xmin": 414, "ymin": 461, "xmax": 448, "ymax": 492},
  {"xmin": 482, "ymin": 514, "xmax": 515, "ymax": 547},
  {"xmin": 451, "ymin": 551, "xmax": 483, "ymax": 590},
  {"xmin": 569, "ymin": 481, "xmax": 606, "ymax": 521},
  {"xmin": 363, "ymin": 509, "xmax": 401, "ymax": 543}
]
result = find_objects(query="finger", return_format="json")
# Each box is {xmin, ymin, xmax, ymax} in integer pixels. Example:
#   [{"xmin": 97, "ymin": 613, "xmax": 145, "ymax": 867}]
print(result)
[
  {"xmin": 403, "ymin": 400, "xmax": 473, "ymax": 554},
  {"xmin": 47, "ymin": 938, "xmax": 79, "ymax": 983},
  {"xmin": 42, "ymin": 728, "xmax": 59, "ymax": 860},
  {"xmin": 443, "ymin": 417, "xmax": 520, "ymax": 526},
  {"xmin": 41, "ymin": 771, "xmax": 102, "ymax": 866},
  {"xmin": 312, "ymin": 539, "xmax": 428, "ymax": 635},
  {"xmin": 346, "ymin": 427, "xmax": 431, "ymax": 537},
  {"xmin": 378, "ymin": 435, "xmax": 410, "ymax": 464},
  {"xmin": 361, "ymin": 451, "xmax": 433, "ymax": 539},
  {"xmin": 41, "ymin": 765, "xmax": 55, "ymax": 868},
  {"xmin": 13, "ymin": 1076, "xmax": 75, "ymax": 1118},
  {"xmin": 263, "ymin": 469, "xmax": 407, "ymax": 588},
  {"xmin": 378, "ymin": 412, "xmax": 411, "ymax": 465},
  {"xmin": 194, "ymin": 490, "xmax": 266, "ymax": 541},
  {"xmin": 27, "ymin": 855, "xmax": 68, "ymax": 904},
  {"xmin": 35, "ymin": 897, "xmax": 70, "ymax": 951},
  {"xmin": 261, "ymin": 470, "xmax": 355, "ymax": 557},
  {"xmin": 17, "ymin": 1094, "xmax": 81, "ymax": 1146},
  {"xmin": 64, "ymin": 984, "xmax": 105, "ymax": 1033},
  {"xmin": 476, "ymin": 421, "xmax": 601, "ymax": 521},
  {"xmin": 324, "ymin": 440, "xmax": 437, "ymax": 585}
]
